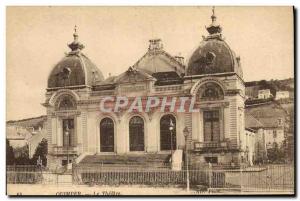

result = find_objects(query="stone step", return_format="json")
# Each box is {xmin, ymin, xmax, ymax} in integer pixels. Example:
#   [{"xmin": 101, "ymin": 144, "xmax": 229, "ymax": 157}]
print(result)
[{"xmin": 79, "ymin": 154, "xmax": 171, "ymax": 167}]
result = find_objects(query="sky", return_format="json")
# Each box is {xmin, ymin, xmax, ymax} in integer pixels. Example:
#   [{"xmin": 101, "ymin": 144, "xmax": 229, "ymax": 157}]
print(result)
[{"xmin": 6, "ymin": 6, "xmax": 294, "ymax": 121}]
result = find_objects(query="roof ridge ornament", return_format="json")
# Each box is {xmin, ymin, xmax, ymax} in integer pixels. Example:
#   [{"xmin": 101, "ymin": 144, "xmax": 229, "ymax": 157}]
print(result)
[
  {"xmin": 205, "ymin": 6, "xmax": 223, "ymax": 39},
  {"xmin": 68, "ymin": 25, "xmax": 85, "ymax": 53},
  {"xmin": 148, "ymin": 38, "xmax": 163, "ymax": 52}
]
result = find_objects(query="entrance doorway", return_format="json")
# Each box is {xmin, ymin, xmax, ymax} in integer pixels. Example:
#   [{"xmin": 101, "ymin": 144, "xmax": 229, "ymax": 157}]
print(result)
[
  {"xmin": 160, "ymin": 114, "xmax": 176, "ymax": 150},
  {"xmin": 100, "ymin": 118, "xmax": 114, "ymax": 152}
]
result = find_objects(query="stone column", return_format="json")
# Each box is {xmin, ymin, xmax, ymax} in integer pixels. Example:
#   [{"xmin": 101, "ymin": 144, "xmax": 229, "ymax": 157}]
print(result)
[
  {"xmin": 146, "ymin": 115, "xmax": 158, "ymax": 152},
  {"xmin": 116, "ymin": 118, "xmax": 126, "ymax": 154},
  {"xmin": 76, "ymin": 115, "xmax": 83, "ymax": 154}
]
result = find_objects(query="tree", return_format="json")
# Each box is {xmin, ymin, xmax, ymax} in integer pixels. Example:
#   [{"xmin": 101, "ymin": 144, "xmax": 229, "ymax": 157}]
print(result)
[
  {"xmin": 6, "ymin": 139, "xmax": 15, "ymax": 165},
  {"xmin": 15, "ymin": 144, "xmax": 31, "ymax": 165},
  {"xmin": 32, "ymin": 138, "xmax": 48, "ymax": 166},
  {"xmin": 267, "ymin": 142, "xmax": 285, "ymax": 163},
  {"xmin": 284, "ymin": 109, "xmax": 294, "ymax": 162}
]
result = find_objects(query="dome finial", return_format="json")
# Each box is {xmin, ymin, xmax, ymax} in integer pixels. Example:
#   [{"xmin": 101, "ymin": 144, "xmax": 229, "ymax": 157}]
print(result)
[
  {"xmin": 211, "ymin": 6, "xmax": 216, "ymax": 23},
  {"xmin": 73, "ymin": 25, "xmax": 78, "ymax": 41},
  {"xmin": 68, "ymin": 25, "xmax": 85, "ymax": 52},
  {"xmin": 206, "ymin": 6, "xmax": 222, "ymax": 36}
]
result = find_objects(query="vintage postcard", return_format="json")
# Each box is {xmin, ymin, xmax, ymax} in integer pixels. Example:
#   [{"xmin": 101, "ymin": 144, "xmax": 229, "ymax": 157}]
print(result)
[{"xmin": 6, "ymin": 6, "xmax": 295, "ymax": 196}]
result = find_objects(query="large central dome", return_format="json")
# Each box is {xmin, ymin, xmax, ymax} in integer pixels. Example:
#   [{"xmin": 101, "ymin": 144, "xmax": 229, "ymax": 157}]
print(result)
[
  {"xmin": 47, "ymin": 27, "xmax": 104, "ymax": 89},
  {"xmin": 186, "ymin": 8, "xmax": 243, "ymax": 78}
]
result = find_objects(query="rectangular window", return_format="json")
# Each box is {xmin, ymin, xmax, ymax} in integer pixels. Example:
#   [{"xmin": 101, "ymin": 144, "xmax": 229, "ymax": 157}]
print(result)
[
  {"xmin": 61, "ymin": 159, "xmax": 68, "ymax": 166},
  {"xmin": 204, "ymin": 157, "xmax": 218, "ymax": 163},
  {"xmin": 62, "ymin": 118, "xmax": 75, "ymax": 146},
  {"xmin": 61, "ymin": 159, "xmax": 72, "ymax": 166},
  {"xmin": 273, "ymin": 130, "xmax": 277, "ymax": 138},
  {"xmin": 203, "ymin": 110, "xmax": 220, "ymax": 142}
]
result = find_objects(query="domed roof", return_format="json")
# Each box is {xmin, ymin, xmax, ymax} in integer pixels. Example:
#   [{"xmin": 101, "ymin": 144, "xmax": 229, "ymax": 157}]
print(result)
[
  {"xmin": 186, "ymin": 8, "xmax": 243, "ymax": 78},
  {"xmin": 47, "ymin": 27, "xmax": 104, "ymax": 89}
]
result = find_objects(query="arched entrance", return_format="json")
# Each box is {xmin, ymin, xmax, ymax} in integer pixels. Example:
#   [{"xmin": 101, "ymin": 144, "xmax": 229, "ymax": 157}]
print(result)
[
  {"xmin": 160, "ymin": 114, "xmax": 176, "ymax": 150},
  {"xmin": 129, "ymin": 116, "xmax": 144, "ymax": 151},
  {"xmin": 100, "ymin": 118, "xmax": 114, "ymax": 152}
]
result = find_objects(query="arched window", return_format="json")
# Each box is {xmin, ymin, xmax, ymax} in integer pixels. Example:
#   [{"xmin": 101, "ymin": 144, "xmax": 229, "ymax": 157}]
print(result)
[
  {"xmin": 56, "ymin": 94, "xmax": 76, "ymax": 110},
  {"xmin": 100, "ymin": 118, "xmax": 114, "ymax": 152},
  {"xmin": 197, "ymin": 82, "xmax": 224, "ymax": 101},
  {"xmin": 160, "ymin": 114, "xmax": 176, "ymax": 150},
  {"xmin": 129, "ymin": 116, "xmax": 144, "ymax": 151}
]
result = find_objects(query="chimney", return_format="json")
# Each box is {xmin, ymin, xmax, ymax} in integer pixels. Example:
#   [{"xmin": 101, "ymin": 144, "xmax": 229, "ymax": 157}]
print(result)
[
  {"xmin": 174, "ymin": 56, "xmax": 185, "ymax": 65},
  {"xmin": 148, "ymin": 39, "xmax": 163, "ymax": 51}
]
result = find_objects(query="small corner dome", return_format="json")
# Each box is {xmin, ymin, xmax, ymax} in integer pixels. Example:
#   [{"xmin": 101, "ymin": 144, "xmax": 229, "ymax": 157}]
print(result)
[
  {"xmin": 186, "ymin": 7, "xmax": 243, "ymax": 78},
  {"xmin": 187, "ymin": 39, "xmax": 242, "ymax": 77},
  {"xmin": 47, "ymin": 26, "xmax": 104, "ymax": 89}
]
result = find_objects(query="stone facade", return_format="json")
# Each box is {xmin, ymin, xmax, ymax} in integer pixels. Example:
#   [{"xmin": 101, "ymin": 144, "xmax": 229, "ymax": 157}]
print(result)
[{"xmin": 44, "ymin": 9, "xmax": 255, "ymax": 170}]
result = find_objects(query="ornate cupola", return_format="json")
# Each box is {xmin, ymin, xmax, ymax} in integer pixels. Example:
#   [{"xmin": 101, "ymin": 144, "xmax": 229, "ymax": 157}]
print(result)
[
  {"xmin": 186, "ymin": 7, "xmax": 243, "ymax": 78},
  {"xmin": 47, "ymin": 26, "xmax": 104, "ymax": 89}
]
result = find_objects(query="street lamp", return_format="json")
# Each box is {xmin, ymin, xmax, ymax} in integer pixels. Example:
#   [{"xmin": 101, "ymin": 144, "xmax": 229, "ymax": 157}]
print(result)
[
  {"xmin": 183, "ymin": 126, "xmax": 190, "ymax": 192},
  {"xmin": 65, "ymin": 123, "xmax": 70, "ymax": 166},
  {"xmin": 169, "ymin": 119, "xmax": 174, "ymax": 162}
]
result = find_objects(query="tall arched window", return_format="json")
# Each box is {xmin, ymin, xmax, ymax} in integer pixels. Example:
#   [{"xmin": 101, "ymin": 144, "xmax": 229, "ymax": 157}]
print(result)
[
  {"xmin": 129, "ymin": 116, "xmax": 144, "ymax": 151},
  {"xmin": 100, "ymin": 118, "xmax": 114, "ymax": 152},
  {"xmin": 160, "ymin": 114, "xmax": 176, "ymax": 150}
]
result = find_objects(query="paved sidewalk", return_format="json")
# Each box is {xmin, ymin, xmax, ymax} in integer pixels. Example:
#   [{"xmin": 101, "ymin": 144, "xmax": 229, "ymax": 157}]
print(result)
[
  {"xmin": 7, "ymin": 184, "xmax": 294, "ymax": 196},
  {"xmin": 7, "ymin": 184, "xmax": 193, "ymax": 196}
]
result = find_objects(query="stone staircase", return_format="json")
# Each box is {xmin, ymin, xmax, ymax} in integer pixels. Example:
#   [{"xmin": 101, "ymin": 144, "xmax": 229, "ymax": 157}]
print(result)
[{"xmin": 78, "ymin": 153, "xmax": 171, "ymax": 170}]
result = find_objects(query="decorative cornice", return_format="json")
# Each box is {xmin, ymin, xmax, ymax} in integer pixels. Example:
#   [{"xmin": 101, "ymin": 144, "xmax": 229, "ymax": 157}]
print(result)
[
  {"xmin": 46, "ymin": 85, "xmax": 91, "ymax": 92},
  {"xmin": 225, "ymin": 89, "xmax": 242, "ymax": 96},
  {"xmin": 52, "ymin": 110, "xmax": 81, "ymax": 117},
  {"xmin": 77, "ymin": 99, "xmax": 101, "ymax": 105},
  {"xmin": 195, "ymin": 101, "xmax": 230, "ymax": 109}
]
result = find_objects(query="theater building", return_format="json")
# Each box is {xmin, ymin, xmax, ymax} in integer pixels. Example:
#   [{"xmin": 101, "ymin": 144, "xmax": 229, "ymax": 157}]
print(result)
[{"xmin": 44, "ymin": 9, "xmax": 252, "ymax": 170}]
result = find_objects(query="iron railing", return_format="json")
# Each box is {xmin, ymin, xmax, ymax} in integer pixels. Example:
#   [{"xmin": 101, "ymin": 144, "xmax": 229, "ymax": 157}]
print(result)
[
  {"xmin": 52, "ymin": 146, "xmax": 78, "ymax": 155},
  {"xmin": 194, "ymin": 141, "xmax": 228, "ymax": 149},
  {"xmin": 6, "ymin": 164, "xmax": 294, "ymax": 193}
]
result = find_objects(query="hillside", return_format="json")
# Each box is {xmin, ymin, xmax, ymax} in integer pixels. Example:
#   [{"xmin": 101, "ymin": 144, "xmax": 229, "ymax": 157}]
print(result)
[
  {"xmin": 7, "ymin": 115, "xmax": 47, "ymax": 130},
  {"xmin": 245, "ymin": 78, "xmax": 294, "ymax": 99}
]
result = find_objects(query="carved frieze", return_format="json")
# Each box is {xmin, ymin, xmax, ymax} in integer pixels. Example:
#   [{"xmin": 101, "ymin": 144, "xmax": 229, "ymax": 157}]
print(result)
[
  {"xmin": 120, "ymin": 84, "xmax": 146, "ymax": 93},
  {"xmin": 51, "ymin": 110, "xmax": 81, "ymax": 117},
  {"xmin": 195, "ymin": 101, "xmax": 230, "ymax": 109},
  {"xmin": 225, "ymin": 89, "xmax": 241, "ymax": 96}
]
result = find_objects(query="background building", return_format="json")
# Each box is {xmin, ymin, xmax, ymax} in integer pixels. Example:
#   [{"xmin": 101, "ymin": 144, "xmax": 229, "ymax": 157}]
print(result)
[
  {"xmin": 6, "ymin": 115, "xmax": 47, "ymax": 159},
  {"xmin": 275, "ymin": 91, "xmax": 290, "ymax": 100}
]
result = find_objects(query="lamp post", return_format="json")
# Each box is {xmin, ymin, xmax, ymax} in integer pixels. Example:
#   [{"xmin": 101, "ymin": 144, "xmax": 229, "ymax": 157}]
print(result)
[
  {"xmin": 183, "ymin": 127, "xmax": 190, "ymax": 192},
  {"xmin": 65, "ymin": 123, "xmax": 70, "ymax": 166},
  {"xmin": 169, "ymin": 119, "xmax": 174, "ymax": 162},
  {"xmin": 37, "ymin": 155, "xmax": 43, "ymax": 174}
]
